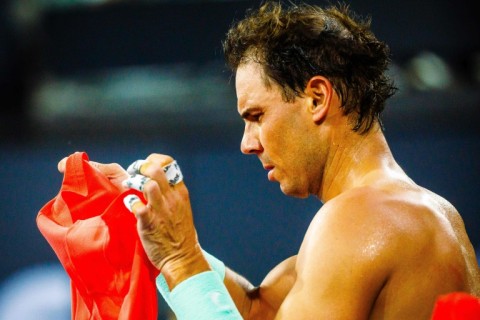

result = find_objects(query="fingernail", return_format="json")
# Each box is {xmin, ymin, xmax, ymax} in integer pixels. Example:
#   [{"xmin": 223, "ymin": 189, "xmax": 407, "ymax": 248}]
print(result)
[
  {"xmin": 127, "ymin": 159, "xmax": 148, "ymax": 175},
  {"xmin": 123, "ymin": 194, "xmax": 141, "ymax": 212},
  {"xmin": 122, "ymin": 174, "xmax": 151, "ymax": 191}
]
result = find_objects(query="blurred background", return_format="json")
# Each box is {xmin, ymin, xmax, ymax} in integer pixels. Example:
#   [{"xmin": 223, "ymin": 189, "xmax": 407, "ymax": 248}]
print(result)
[{"xmin": 0, "ymin": 0, "xmax": 479, "ymax": 318}]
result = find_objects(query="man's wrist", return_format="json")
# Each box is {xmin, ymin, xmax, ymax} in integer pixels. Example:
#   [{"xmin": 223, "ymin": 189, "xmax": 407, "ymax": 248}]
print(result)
[
  {"xmin": 162, "ymin": 246, "xmax": 211, "ymax": 290},
  {"xmin": 156, "ymin": 249, "xmax": 227, "ymax": 310}
]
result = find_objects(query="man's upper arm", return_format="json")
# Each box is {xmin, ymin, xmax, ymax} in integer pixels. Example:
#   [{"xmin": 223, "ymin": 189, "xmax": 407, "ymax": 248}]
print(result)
[
  {"xmin": 275, "ymin": 200, "xmax": 394, "ymax": 319},
  {"xmin": 224, "ymin": 256, "xmax": 297, "ymax": 320}
]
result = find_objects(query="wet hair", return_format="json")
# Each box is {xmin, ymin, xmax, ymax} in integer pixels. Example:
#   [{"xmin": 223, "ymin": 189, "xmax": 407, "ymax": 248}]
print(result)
[{"xmin": 223, "ymin": 1, "xmax": 397, "ymax": 133}]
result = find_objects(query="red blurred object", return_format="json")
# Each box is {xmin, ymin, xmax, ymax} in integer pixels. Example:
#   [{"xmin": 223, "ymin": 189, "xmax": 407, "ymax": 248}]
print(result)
[
  {"xmin": 431, "ymin": 292, "xmax": 480, "ymax": 320},
  {"xmin": 37, "ymin": 152, "xmax": 160, "ymax": 320}
]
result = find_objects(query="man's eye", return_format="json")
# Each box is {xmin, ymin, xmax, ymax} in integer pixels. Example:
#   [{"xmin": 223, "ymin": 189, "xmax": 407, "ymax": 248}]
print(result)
[{"xmin": 250, "ymin": 114, "xmax": 262, "ymax": 121}]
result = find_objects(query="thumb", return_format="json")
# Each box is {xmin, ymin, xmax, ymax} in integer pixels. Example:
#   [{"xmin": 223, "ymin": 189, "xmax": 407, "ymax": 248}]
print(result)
[
  {"xmin": 57, "ymin": 157, "xmax": 68, "ymax": 173},
  {"xmin": 90, "ymin": 161, "xmax": 126, "ymax": 176}
]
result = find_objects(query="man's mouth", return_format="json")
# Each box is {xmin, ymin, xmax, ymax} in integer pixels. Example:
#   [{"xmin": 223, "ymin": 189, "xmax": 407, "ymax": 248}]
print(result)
[{"xmin": 264, "ymin": 165, "xmax": 275, "ymax": 181}]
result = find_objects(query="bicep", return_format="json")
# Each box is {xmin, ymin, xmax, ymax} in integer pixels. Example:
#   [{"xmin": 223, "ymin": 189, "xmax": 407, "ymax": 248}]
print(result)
[
  {"xmin": 275, "ymin": 263, "xmax": 379, "ymax": 320},
  {"xmin": 224, "ymin": 256, "xmax": 297, "ymax": 320},
  {"xmin": 223, "ymin": 267, "xmax": 255, "ymax": 318}
]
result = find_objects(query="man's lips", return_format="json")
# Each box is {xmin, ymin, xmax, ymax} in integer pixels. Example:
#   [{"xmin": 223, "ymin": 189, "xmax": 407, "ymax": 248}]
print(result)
[{"xmin": 263, "ymin": 165, "xmax": 275, "ymax": 181}]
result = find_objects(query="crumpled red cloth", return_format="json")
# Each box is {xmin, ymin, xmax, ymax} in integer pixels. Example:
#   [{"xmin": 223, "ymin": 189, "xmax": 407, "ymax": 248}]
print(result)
[
  {"xmin": 37, "ymin": 152, "xmax": 160, "ymax": 320},
  {"xmin": 431, "ymin": 292, "xmax": 480, "ymax": 320}
]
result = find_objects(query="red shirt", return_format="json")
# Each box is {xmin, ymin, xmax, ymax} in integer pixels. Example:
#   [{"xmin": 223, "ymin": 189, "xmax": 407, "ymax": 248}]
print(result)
[
  {"xmin": 431, "ymin": 292, "xmax": 480, "ymax": 320},
  {"xmin": 37, "ymin": 152, "xmax": 160, "ymax": 320}
]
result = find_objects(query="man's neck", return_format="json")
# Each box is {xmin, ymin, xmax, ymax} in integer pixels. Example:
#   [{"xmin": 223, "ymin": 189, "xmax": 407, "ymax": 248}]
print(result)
[{"xmin": 318, "ymin": 123, "xmax": 396, "ymax": 203}]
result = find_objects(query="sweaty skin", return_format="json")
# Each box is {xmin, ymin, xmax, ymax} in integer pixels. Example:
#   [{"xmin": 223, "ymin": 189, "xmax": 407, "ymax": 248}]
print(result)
[
  {"xmin": 58, "ymin": 62, "xmax": 480, "ymax": 319},
  {"xmin": 223, "ymin": 62, "xmax": 480, "ymax": 319}
]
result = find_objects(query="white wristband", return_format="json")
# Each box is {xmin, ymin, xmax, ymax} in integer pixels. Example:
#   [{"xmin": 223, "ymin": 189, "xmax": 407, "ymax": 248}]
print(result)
[{"xmin": 170, "ymin": 271, "xmax": 241, "ymax": 320}]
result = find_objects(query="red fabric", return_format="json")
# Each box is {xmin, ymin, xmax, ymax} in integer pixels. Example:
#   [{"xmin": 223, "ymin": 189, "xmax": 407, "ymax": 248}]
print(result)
[
  {"xmin": 37, "ymin": 152, "xmax": 160, "ymax": 320},
  {"xmin": 431, "ymin": 292, "xmax": 480, "ymax": 320}
]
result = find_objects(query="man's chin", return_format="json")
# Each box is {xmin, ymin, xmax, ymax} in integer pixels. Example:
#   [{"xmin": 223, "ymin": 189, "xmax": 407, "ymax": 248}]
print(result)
[{"xmin": 279, "ymin": 183, "xmax": 309, "ymax": 199}]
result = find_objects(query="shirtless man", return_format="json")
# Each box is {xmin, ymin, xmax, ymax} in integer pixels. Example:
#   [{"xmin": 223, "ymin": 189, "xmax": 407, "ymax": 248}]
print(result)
[{"xmin": 59, "ymin": 2, "xmax": 480, "ymax": 319}]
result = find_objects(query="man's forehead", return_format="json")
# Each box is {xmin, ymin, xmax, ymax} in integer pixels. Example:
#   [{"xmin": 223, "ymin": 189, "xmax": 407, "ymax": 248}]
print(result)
[
  {"xmin": 235, "ymin": 62, "xmax": 263, "ymax": 85},
  {"xmin": 235, "ymin": 63, "xmax": 264, "ymax": 108}
]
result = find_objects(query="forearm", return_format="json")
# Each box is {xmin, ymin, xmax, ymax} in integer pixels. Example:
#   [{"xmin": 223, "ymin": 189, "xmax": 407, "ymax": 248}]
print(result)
[
  {"xmin": 156, "ymin": 250, "xmax": 282, "ymax": 320},
  {"xmin": 224, "ymin": 267, "xmax": 281, "ymax": 320},
  {"xmin": 156, "ymin": 250, "xmax": 245, "ymax": 319},
  {"xmin": 224, "ymin": 267, "xmax": 257, "ymax": 318}
]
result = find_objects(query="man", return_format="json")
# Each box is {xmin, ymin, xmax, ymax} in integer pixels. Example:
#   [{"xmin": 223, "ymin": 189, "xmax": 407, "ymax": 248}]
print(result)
[{"xmin": 59, "ymin": 2, "xmax": 480, "ymax": 319}]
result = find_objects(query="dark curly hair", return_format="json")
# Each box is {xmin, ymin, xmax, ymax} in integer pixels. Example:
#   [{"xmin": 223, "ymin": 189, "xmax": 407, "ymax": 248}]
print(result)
[{"xmin": 223, "ymin": 1, "xmax": 397, "ymax": 133}]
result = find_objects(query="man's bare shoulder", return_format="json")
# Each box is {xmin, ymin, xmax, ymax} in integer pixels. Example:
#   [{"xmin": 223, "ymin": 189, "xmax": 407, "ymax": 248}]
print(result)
[
  {"xmin": 310, "ymin": 183, "xmax": 461, "ymax": 262},
  {"xmin": 313, "ymin": 184, "xmax": 434, "ymax": 249},
  {"xmin": 292, "ymin": 182, "xmax": 479, "ymax": 319},
  {"xmin": 291, "ymin": 185, "xmax": 422, "ymax": 318},
  {"xmin": 299, "ymin": 184, "xmax": 419, "ymax": 280}
]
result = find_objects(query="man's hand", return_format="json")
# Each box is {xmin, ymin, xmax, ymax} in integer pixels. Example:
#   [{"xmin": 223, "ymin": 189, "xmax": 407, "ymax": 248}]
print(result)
[
  {"xmin": 58, "ymin": 153, "xmax": 210, "ymax": 288},
  {"xmin": 123, "ymin": 153, "xmax": 210, "ymax": 289},
  {"xmin": 57, "ymin": 157, "xmax": 129, "ymax": 191}
]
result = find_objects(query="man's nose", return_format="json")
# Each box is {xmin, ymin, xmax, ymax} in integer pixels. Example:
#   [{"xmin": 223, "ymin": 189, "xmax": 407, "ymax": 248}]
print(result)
[{"xmin": 240, "ymin": 126, "xmax": 262, "ymax": 155}]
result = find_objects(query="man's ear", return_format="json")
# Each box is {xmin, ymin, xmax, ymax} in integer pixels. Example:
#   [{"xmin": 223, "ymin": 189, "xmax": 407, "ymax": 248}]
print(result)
[{"xmin": 305, "ymin": 76, "xmax": 333, "ymax": 123}]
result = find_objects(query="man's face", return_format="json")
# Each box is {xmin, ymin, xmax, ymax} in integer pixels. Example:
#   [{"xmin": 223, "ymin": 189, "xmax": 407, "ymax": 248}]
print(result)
[{"xmin": 235, "ymin": 62, "xmax": 323, "ymax": 198}]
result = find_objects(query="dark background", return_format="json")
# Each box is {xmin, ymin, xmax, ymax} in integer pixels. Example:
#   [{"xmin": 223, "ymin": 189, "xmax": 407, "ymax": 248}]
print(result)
[{"xmin": 0, "ymin": 0, "xmax": 479, "ymax": 318}]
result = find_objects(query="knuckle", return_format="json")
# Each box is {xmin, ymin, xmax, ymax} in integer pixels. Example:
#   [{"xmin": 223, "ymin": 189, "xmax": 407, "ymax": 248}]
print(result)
[
  {"xmin": 150, "ymin": 166, "xmax": 166, "ymax": 180},
  {"xmin": 109, "ymin": 163, "xmax": 123, "ymax": 171},
  {"xmin": 146, "ymin": 154, "xmax": 174, "ymax": 166},
  {"xmin": 143, "ymin": 179, "xmax": 158, "ymax": 193},
  {"xmin": 178, "ymin": 185, "xmax": 190, "ymax": 200}
]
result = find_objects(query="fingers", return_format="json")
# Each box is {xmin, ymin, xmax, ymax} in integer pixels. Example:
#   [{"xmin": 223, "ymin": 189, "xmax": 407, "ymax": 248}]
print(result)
[
  {"xmin": 126, "ymin": 159, "xmax": 148, "ymax": 176},
  {"xmin": 123, "ymin": 159, "xmax": 165, "ymax": 195},
  {"xmin": 145, "ymin": 154, "xmax": 175, "ymax": 167},
  {"xmin": 58, "ymin": 155, "xmax": 128, "ymax": 178},
  {"xmin": 123, "ymin": 185, "xmax": 165, "ymax": 231},
  {"xmin": 122, "ymin": 154, "xmax": 196, "ymax": 271},
  {"xmin": 143, "ymin": 154, "xmax": 177, "ymax": 187},
  {"xmin": 122, "ymin": 153, "xmax": 184, "ymax": 214},
  {"xmin": 124, "ymin": 156, "xmax": 183, "ymax": 191},
  {"xmin": 127, "ymin": 154, "xmax": 174, "ymax": 176},
  {"xmin": 141, "ymin": 160, "xmax": 183, "ymax": 191},
  {"xmin": 123, "ymin": 194, "xmax": 144, "ymax": 213},
  {"xmin": 90, "ymin": 161, "xmax": 127, "ymax": 177},
  {"xmin": 123, "ymin": 194, "xmax": 158, "ymax": 234},
  {"xmin": 122, "ymin": 174, "xmax": 152, "ymax": 192},
  {"xmin": 163, "ymin": 161, "xmax": 183, "ymax": 186},
  {"xmin": 123, "ymin": 194, "xmax": 153, "ymax": 215}
]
